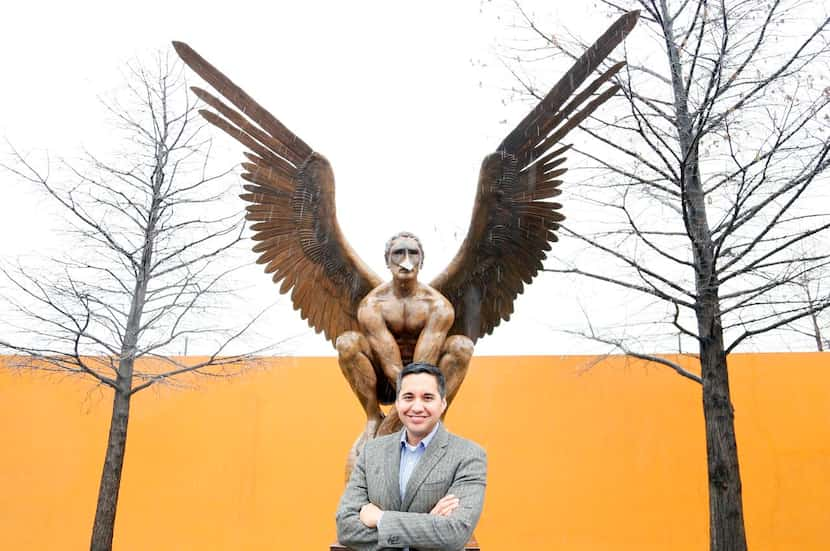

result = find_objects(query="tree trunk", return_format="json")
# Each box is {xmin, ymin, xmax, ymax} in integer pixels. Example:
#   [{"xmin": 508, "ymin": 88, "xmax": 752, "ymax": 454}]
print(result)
[
  {"xmin": 656, "ymin": 0, "xmax": 750, "ymax": 546},
  {"xmin": 87, "ymin": 104, "xmax": 158, "ymax": 550},
  {"xmin": 810, "ymin": 312, "xmax": 824, "ymax": 352},
  {"xmin": 804, "ymin": 284, "xmax": 824, "ymax": 351},
  {"xmin": 89, "ymin": 385, "xmax": 131, "ymax": 551},
  {"xmin": 699, "ymin": 304, "xmax": 747, "ymax": 551}
]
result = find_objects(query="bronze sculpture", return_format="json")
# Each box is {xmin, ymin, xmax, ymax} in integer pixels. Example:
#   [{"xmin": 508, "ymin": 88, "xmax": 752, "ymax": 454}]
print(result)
[
  {"xmin": 337, "ymin": 231, "xmax": 473, "ymax": 440},
  {"xmin": 173, "ymin": 10, "xmax": 638, "ymax": 467}
]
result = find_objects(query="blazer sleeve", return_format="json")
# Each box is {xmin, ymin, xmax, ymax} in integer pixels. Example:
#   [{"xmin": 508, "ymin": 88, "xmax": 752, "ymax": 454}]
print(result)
[
  {"xmin": 376, "ymin": 445, "xmax": 487, "ymax": 550},
  {"xmin": 335, "ymin": 447, "xmax": 380, "ymax": 551}
]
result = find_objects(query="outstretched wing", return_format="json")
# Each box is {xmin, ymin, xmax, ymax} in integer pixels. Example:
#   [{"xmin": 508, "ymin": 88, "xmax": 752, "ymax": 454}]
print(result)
[
  {"xmin": 431, "ymin": 11, "xmax": 639, "ymax": 342},
  {"xmin": 173, "ymin": 42, "xmax": 383, "ymax": 344}
]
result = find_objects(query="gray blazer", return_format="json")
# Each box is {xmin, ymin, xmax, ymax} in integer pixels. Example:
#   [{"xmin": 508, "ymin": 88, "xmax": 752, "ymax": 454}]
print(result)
[{"xmin": 336, "ymin": 424, "xmax": 487, "ymax": 551}]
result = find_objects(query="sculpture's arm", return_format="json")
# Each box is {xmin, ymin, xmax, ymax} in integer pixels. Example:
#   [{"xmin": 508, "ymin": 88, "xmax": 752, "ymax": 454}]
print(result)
[
  {"xmin": 413, "ymin": 296, "xmax": 454, "ymax": 365},
  {"xmin": 376, "ymin": 446, "xmax": 487, "ymax": 550},
  {"xmin": 358, "ymin": 299, "xmax": 403, "ymax": 381},
  {"xmin": 335, "ymin": 446, "xmax": 380, "ymax": 551}
]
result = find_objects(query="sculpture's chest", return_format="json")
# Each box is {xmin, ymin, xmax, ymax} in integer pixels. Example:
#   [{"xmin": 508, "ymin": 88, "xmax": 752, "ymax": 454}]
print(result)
[{"xmin": 382, "ymin": 300, "xmax": 430, "ymax": 334}]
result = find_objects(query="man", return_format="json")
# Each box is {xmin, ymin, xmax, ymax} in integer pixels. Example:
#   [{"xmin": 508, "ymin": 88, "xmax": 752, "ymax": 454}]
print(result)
[
  {"xmin": 335, "ymin": 362, "xmax": 487, "ymax": 551},
  {"xmin": 336, "ymin": 232, "xmax": 474, "ymax": 440}
]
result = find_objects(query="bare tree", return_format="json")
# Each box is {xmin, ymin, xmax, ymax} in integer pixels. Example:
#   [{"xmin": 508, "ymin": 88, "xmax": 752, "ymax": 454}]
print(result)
[
  {"xmin": 498, "ymin": 1, "xmax": 830, "ymax": 550},
  {"xmin": 771, "ymin": 241, "xmax": 830, "ymax": 350},
  {"xmin": 0, "ymin": 51, "xmax": 267, "ymax": 551},
  {"xmin": 788, "ymin": 274, "xmax": 830, "ymax": 351}
]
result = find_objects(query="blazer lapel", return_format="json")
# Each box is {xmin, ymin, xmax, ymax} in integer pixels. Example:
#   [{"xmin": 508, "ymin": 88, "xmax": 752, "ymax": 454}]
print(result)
[
  {"xmin": 382, "ymin": 433, "xmax": 402, "ymax": 511},
  {"xmin": 401, "ymin": 424, "xmax": 449, "ymax": 511}
]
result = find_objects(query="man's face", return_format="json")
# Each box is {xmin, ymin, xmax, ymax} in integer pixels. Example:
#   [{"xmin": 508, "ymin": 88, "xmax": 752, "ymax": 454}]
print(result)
[
  {"xmin": 396, "ymin": 372, "xmax": 447, "ymax": 443},
  {"xmin": 387, "ymin": 236, "xmax": 422, "ymax": 281}
]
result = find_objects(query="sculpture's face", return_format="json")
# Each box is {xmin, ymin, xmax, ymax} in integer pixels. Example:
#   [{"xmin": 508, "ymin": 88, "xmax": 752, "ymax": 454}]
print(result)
[
  {"xmin": 396, "ymin": 372, "xmax": 446, "ymax": 444},
  {"xmin": 387, "ymin": 236, "xmax": 422, "ymax": 281}
]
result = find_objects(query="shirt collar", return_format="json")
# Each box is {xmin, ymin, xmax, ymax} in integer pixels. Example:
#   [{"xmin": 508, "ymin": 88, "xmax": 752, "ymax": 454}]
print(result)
[{"xmin": 400, "ymin": 421, "xmax": 441, "ymax": 451}]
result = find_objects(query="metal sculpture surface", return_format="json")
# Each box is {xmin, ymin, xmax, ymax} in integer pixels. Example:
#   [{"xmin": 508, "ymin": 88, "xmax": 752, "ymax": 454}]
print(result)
[{"xmin": 173, "ymin": 10, "xmax": 638, "ymax": 460}]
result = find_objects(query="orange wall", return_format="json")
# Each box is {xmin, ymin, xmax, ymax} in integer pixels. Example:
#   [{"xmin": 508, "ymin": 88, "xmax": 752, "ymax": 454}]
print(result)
[{"xmin": 0, "ymin": 353, "xmax": 828, "ymax": 550}]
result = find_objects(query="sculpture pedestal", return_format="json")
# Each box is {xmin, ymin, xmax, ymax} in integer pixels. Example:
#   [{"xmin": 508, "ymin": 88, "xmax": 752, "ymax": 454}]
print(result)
[{"xmin": 331, "ymin": 535, "xmax": 479, "ymax": 550}]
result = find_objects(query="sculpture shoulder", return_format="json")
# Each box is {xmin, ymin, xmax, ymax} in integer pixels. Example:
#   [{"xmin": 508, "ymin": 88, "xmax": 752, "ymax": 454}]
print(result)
[
  {"xmin": 419, "ymin": 283, "xmax": 453, "ymax": 311},
  {"xmin": 358, "ymin": 282, "xmax": 450, "ymax": 311},
  {"xmin": 359, "ymin": 283, "xmax": 393, "ymax": 310}
]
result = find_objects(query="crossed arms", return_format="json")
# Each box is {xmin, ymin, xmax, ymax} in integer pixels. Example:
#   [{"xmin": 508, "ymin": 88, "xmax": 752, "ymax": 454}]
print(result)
[{"xmin": 335, "ymin": 441, "xmax": 487, "ymax": 551}]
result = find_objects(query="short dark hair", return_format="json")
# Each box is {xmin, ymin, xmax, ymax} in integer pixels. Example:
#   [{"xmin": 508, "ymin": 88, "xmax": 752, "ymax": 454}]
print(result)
[{"xmin": 396, "ymin": 362, "xmax": 446, "ymax": 399}]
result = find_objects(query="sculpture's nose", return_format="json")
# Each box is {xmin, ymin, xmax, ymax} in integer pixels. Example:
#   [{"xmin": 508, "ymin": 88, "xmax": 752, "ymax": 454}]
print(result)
[{"xmin": 399, "ymin": 252, "xmax": 414, "ymax": 271}]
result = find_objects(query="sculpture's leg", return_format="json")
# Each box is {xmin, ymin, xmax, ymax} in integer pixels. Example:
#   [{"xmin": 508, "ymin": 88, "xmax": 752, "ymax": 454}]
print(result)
[
  {"xmin": 337, "ymin": 331, "xmax": 386, "ymax": 480},
  {"xmin": 376, "ymin": 404, "xmax": 403, "ymax": 437},
  {"xmin": 336, "ymin": 331, "xmax": 383, "ymax": 437},
  {"xmin": 438, "ymin": 335, "xmax": 474, "ymax": 407}
]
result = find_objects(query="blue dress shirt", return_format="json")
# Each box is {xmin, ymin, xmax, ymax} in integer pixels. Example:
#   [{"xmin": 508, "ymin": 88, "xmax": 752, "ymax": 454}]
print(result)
[
  {"xmin": 399, "ymin": 422, "xmax": 441, "ymax": 500},
  {"xmin": 377, "ymin": 422, "xmax": 442, "ymax": 550}
]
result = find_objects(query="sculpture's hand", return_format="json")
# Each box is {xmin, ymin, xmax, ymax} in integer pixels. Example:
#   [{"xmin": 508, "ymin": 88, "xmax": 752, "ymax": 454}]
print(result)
[
  {"xmin": 429, "ymin": 494, "xmax": 460, "ymax": 517},
  {"xmin": 359, "ymin": 502, "xmax": 384, "ymax": 528}
]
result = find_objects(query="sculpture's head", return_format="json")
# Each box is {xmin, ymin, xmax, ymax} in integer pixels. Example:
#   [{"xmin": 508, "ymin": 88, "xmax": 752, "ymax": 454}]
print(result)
[{"xmin": 384, "ymin": 231, "xmax": 424, "ymax": 281}]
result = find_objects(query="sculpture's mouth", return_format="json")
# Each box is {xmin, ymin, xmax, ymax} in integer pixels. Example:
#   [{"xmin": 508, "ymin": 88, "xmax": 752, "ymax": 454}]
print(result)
[{"xmin": 398, "ymin": 258, "xmax": 415, "ymax": 272}]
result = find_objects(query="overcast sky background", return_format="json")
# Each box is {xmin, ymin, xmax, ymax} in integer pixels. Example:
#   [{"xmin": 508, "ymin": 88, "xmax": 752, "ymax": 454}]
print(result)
[{"xmin": 1, "ymin": 1, "xmax": 823, "ymax": 356}]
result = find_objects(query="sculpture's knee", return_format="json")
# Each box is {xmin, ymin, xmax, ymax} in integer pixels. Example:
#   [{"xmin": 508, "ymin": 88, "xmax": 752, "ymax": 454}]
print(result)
[
  {"xmin": 336, "ymin": 331, "xmax": 363, "ymax": 361},
  {"xmin": 445, "ymin": 335, "xmax": 474, "ymax": 365}
]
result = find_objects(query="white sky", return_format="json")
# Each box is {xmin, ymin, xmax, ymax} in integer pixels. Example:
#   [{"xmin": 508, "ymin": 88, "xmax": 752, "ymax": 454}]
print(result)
[{"xmin": 0, "ymin": 1, "xmax": 822, "ymax": 356}]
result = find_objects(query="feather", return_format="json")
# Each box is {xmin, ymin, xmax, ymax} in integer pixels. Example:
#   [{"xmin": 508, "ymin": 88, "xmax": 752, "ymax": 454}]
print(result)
[
  {"xmin": 241, "ymin": 168, "xmax": 296, "ymax": 194},
  {"xmin": 533, "ymin": 85, "xmax": 620, "ymax": 157},
  {"xmin": 191, "ymin": 87, "xmax": 303, "ymax": 166},
  {"xmin": 198, "ymin": 109, "xmax": 289, "ymax": 170},
  {"xmin": 172, "ymin": 41, "xmax": 312, "ymax": 160},
  {"xmin": 241, "ymin": 159, "xmax": 296, "ymax": 181},
  {"xmin": 432, "ymin": 11, "xmax": 638, "ymax": 341}
]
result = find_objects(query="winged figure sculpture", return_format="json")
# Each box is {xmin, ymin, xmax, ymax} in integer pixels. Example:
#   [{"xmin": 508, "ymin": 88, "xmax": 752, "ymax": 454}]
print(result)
[{"xmin": 174, "ymin": 10, "xmax": 638, "ymax": 461}]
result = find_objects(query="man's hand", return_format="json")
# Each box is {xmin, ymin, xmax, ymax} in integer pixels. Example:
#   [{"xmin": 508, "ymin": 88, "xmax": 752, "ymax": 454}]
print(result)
[
  {"xmin": 429, "ymin": 494, "xmax": 460, "ymax": 517},
  {"xmin": 359, "ymin": 502, "xmax": 383, "ymax": 528}
]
